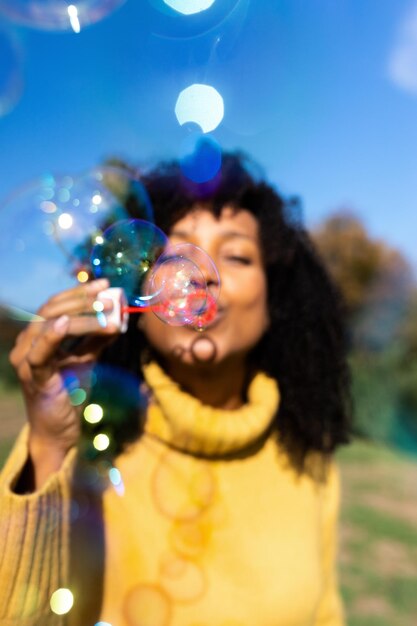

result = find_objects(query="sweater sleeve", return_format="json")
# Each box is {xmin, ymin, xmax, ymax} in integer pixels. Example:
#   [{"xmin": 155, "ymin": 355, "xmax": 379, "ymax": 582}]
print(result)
[
  {"xmin": 0, "ymin": 426, "xmax": 77, "ymax": 626},
  {"xmin": 313, "ymin": 461, "xmax": 346, "ymax": 626}
]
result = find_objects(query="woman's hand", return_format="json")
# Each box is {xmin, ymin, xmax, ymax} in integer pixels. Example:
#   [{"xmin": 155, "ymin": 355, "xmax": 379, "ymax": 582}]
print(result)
[{"xmin": 9, "ymin": 279, "xmax": 119, "ymax": 489}]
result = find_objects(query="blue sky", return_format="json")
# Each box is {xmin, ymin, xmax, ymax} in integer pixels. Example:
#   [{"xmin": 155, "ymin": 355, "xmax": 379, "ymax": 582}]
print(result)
[{"xmin": 1, "ymin": 0, "xmax": 417, "ymax": 282}]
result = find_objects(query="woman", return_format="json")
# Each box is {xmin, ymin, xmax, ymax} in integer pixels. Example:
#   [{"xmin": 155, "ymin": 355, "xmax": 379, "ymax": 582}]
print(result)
[{"xmin": 0, "ymin": 152, "xmax": 351, "ymax": 626}]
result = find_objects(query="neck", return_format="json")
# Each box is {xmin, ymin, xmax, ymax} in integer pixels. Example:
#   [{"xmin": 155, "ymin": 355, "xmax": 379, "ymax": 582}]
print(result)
[{"xmin": 161, "ymin": 355, "xmax": 249, "ymax": 410}]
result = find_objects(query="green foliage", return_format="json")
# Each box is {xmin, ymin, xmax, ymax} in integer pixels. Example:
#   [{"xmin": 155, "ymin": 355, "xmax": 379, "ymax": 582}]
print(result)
[
  {"xmin": 0, "ymin": 350, "xmax": 18, "ymax": 390},
  {"xmin": 313, "ymin": 211, "xmax": 417, "ymax": 451}
]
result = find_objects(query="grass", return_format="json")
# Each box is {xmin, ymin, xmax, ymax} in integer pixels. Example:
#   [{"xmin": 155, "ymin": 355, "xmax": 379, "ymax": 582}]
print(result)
[
  {"xmin": 0, "ymin": 436, "xmax": 14, "ymax": 468},
  {"xmin": 337, "ymin": 440, "xmax": 417, "ymax": 625}
]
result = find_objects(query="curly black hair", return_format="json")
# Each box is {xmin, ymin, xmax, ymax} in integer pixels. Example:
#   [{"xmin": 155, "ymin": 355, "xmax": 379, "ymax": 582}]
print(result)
[{"xmin": 85, "ymin": 151, "xmax": 352, "ymax": 469}]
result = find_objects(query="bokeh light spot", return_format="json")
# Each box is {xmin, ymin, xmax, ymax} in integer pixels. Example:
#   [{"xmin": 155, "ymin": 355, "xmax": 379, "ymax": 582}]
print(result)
[
  {"xmin": 163, "ymin": 0, "xmax": 216, "ymax": 15},
  {"xmin": 67, "ymin": 5, "xmax": 81, "ymax": 33},
  {"xmin": 40, "ymin": 200, "xmax": 57, "ymax": 214},
  {"xmin": 93, "ymin": 433, "xmax": 110, "ymax": 451},
  {"xmin": 77, "ymin": 270, "xmax": 89, "ymax": 283},
  {"xmin": 50, "ymin": 588, "xmax": 74, "ymax": 615},
  {"xmin": 109, "ymin": 467, "xmax": 122, "ymax": 485},
  {"xmin": 109, "ymin": 466, "xmax": 125, "ymax": 495},
  {"xmin": 58, "ymin": 212, "xmax": 73, "ymax": 230},
  {"xmin": 84, "ymin": 403, "xmax": 104, "ymax": 424},
  {"xmin": 69, "ymin": 388, "xmax": 87, "ymax": 406},
  {"xmin": 175, "ymin": 84, "xmax": 224, "ymax": 133},
  {"xmin": 93, "ymin": 300, "xmax": 104, "ymax": 312}
]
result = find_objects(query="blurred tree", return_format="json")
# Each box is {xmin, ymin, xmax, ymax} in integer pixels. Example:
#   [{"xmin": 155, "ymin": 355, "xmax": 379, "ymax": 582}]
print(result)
[
  {"xmin": 312, "ymin": 211, "xmax": 413, "ymax": 350},
  {"xmin": 312, "ymin": 211, "xmax": 417, "ymax": 448}
]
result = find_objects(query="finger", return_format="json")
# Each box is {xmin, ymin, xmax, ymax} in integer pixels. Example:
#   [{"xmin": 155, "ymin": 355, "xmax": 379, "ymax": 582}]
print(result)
[
  {"xmin": 38, "ymin": 293, "xmax": 114, "ymax": 321},
  {"xmin": 26, "ymin": 315, "xmax": 71, "ymax": 387},
  {"xmin": 12, "ymin": 284, "xmax": 109, "ymax": 359},
  {"xmin": 56, "ymin": 318, "xmax": 117, "ymax": 358},
  {"xmin": 56, "ymin": 334, "xmax": 117, "ymax": 367},
  {"xmin": 38, "ymin": 278, "xmax": 109, "ymax": 319},
  {"xmin": 28, "ymin": 312, "xmax": 119, "ymax": 381},
  {"xmin": 10, "ymin": 320, "xmax": 47, "ymax": 369},
  {"xmin": 60, "ymin": 313, "xmax": 119, "ymax": 337}
]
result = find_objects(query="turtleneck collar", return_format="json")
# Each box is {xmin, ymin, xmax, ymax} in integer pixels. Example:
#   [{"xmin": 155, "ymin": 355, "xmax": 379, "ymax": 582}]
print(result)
[{"xmin": 142, "ymin": 361, "xmax": 280, "ymax": 457}]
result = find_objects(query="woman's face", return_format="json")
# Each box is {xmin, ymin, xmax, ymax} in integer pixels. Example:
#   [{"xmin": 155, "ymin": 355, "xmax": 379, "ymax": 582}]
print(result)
[{"xmin": 140, "ymin": 206, "xmax": 269, "ymax": 366}]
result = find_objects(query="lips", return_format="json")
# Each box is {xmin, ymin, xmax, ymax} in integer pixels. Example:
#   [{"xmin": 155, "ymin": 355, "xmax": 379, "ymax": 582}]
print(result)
[
  {"xmin": 183, "ymin": 302, "xmax": 225, "ymax": 332},
  {"xmin": 200, "ymin": 305, "xmax": 226, "ymax": 330}
]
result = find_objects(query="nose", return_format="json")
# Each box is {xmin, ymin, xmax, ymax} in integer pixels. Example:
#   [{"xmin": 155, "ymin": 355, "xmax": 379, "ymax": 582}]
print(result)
[
  {"xmin": 198, "ymin": 254, "xmax": 220, "ymax": 292},
  {"xmin": 184, "ymin": 243, "xmax": 220, "ymax": 290}
]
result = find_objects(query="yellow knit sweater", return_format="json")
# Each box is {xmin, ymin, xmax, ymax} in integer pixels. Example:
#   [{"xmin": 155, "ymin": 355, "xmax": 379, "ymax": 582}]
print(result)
[{"xmin": 0, "ymin": 363, "xmax": 344, "ymax": 626}]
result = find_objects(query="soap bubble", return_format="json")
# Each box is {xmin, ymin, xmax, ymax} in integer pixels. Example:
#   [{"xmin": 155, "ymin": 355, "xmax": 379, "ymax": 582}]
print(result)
[
  {"xmin": 147, "ymin": 0, "xmax": 242, "ymax": 39},
  {"xmin": 146, "ymin": 243, "xmax": 220, "ymax": 327},
  {"xmin": 179, "ymin": 133, "xmax": 222, "ymax": 183},
  {"xmin": 0, "ymin": 175, "xmax": 84, "ymax": 313},
  {"xmin": 0, "ymin": 28, "xmax": 23, "ymax": 117},
  {"xmin": 147, "ymin": 255, "xmax": 207, "ymax": 326},
  {"xmin": 0, "ymin": 166, "xmax": 147, "ymax": 314},
  {"xmin": 91, "ymin": 218, "xmax": 168, "ymax": 306},
  {"xmin": 0, "ymin": 0, "xmax": 127, "ymax": 33},
  {"xmin": 162, "ymin": 243, "xmax": 220, "ymax": 301},
  {"xmin": 52, "ymin": 166, "xmax": 152, "ymax": 272},
  {"xmin": 161, "ymin": 0, "xmax": 215, "ymax": 16}
]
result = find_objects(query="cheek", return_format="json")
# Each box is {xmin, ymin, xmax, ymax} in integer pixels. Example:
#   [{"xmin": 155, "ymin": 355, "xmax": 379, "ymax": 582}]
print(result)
[
  {"xmin": 246, "ymin": 292, "xmax": 270, "ymax": 334},
  {"xmin": 228, "ymin": 271, "xmax": 268, "ymax": 311},
  {"xmin": 226, "ymin": 273, "xmax": 269, "ymax": 332}
]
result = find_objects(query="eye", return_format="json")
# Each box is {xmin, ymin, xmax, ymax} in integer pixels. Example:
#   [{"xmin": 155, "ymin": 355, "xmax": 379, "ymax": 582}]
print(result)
[{"xmin": 224, "ymin": 255, "xmax": 252, "ymax": 265}]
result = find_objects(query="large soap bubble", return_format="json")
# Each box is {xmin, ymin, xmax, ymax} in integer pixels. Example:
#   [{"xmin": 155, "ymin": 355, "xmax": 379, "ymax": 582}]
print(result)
[
  {"xmin": 0, "ymin": 166, "xmax": 149, "ymax": 315},
  {"xmin": 0, "ymin": 175, "xmax": 83, "ymax": 314},
  {"xmin": 146, "ymin": 255, "xmax": 208, "ymax": 326},
  {"xmin": 0, "ymin": 0, "xmax": 127, "ymax": 33},
  {"xmin": 91, "ymin": 218, "xmax": 168, "ymax": 306},
  {"xmin": 0, "ymin": 28, "xmax": 23, "ymax": 117},
  {"xmin": 53, "ymin": 165, "xmax": 153, "ymax": 271},
  {"xmin": 145, "ymin": 243, "xmax": 220, "ymax": 328},
  {"xmin": 91, "ymin": 223, "xmax": 221, "ymax": 328}
]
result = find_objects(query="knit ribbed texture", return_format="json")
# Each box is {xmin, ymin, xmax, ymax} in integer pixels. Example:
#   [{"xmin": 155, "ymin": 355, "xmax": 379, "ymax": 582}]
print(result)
[
  {"xmin": 0, "ymin": 426, "xmax": 76, "ymax": 624},
  {"xmin": 142, "ymin": 361, "xmax": 280, "ymax": 456}
]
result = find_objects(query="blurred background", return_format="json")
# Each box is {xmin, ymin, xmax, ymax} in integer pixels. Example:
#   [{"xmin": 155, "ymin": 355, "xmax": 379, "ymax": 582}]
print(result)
[{"xmin": 0, "ymin": 1, "xmax": 417, "ymax": 624}]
